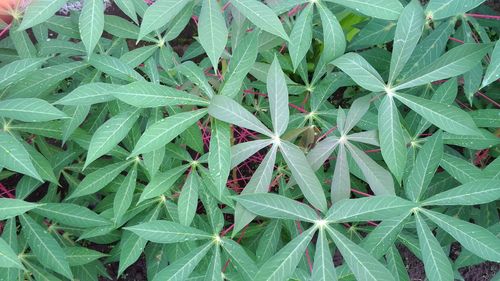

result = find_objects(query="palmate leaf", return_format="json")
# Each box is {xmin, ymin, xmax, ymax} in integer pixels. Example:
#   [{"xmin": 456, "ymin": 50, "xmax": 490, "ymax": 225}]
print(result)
[
  {"xmin": 289, "ymin": 4, "xmax": 313, "ymax": 71},
  {"xmin": 415, "ymin": 213, "xmax": 454, "ymax": 281},
  {"xmin": 234, "ymin": 193, "xmax": 319, "ymax": 222},
  {"xmin": 325, "ymin": 196, "xmax": 416, "ymax": 222},
  {"xmin": 267, "ymin": 56, "xmax": 289, "ymax": 136},
  {"xmin": 326, "ymin": 225, "xmax": 395, "ymax": 281},
  {"xmin": 233, "ymin": 145, "xmax": 277, "ymax": 234},
  {"xmin": 378, "ymin": 95, "xmax": 407, "ymax": 182},
  {"xmin": 124, "ymin": 220, "xmax": 212, "ymax": 243},
  {"xmin": 230, "ymin": 139, "xmax": 272, "ymax": 168},
  {"xmin": 199, "ymin": 0, "xmax": 228, "ymax": 71},
  {"xmin": 325, "ymin": 0, "xmax": 403, "ymax": 20},
  {"xmin": 130, "ymin": 109, "xmax": 208, "ymax": 157},
  {"xmin": 421, "ymin": 209, "xmax": 500, "ymax": 262},
  {"xmin": 312, "ymin": 229, "xmax": 337, "ymax": 281},
  {"xmin": 79, "ymin": 0, "xmax": 104, "ymax": 56},
  {"xmin": 20, "ymin": 214, "xmax": 73, "ymax": 279},
  {"xmin": 0, "ymin": 198, "xmax": 39, "ymax": 220},
  {"xmin": 152, "ymin": 242, "xmax": 213, "ymax": 281},
  {"xmin": 331, "ymin": 53, "xmax": 385, "ymax": 92},
  {"xmin": 230, "ymin": 0, "xmax": 288, "ymax": 40},
  {"xmin": 254, "ymin": 227, "xmax": 315, "ymax": 281}
]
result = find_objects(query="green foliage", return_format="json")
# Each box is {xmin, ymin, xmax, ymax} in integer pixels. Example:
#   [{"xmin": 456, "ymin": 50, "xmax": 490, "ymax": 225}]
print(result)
[{"xmin": 0, "ymin": 0, "xmax": 498, "ymax": 280}]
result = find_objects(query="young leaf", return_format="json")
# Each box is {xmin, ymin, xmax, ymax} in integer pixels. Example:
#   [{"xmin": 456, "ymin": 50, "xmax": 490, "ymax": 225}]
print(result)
[
  {"xmin": 138, "ymin": 165, "xmax": 189, "ymax": 203},
  {"xmin": 0, "ymin": 132, "xmax": 42, "ymax": 181},
  {"xmin": 130, "ymin": 109, "xmax": 208, "ymax": 157},
  {"xmin": 325, "ymin": 196, "xmax": 416, "ymax": 222},
  {"xmin": 415, "ymin": 213, "xmax": 454, "ymax": 281},
  {"xmin": 234, "ymin": 193, "xmax": 319, "ymax": 222},
  {"xmin": 394, "ymin": 93, "xmax": 480, "ymax": 136},
  {"xmin": 388, "ymin": 0, "xmax": 425, "ymax": 83},
  {"xmin": 378, "ymin": 95, "xmax": 407, "ymax": 182},
  {"xmin": 20, "ymin": 214, "xmax": 73, "ymax": 279},
  {"xmin": 199, "ymin": 0, "xmax": 228, "ymax": 71},
  {"xmin": 79, "ymin": 0, "xmax": 104, "ymax": 56},
  {"xmin": 422, "ymin": 209, "xmax": 500, "ymax": 262},
  {"xmin": 280, "ymin": 141, "xmax": 328, "ymax": 212},
  {"xmin": 254, "ymin": 227, "xmax": 315, "ymax": 281},
  {"xmin": 331, "ymin": 53, "xmax": 385, "ymax": 92},
  {"xmin": 124, "ymin": 220, "xmax": 212, "ymax": 243},
  {"xmin": 289, "ymin": 4, "xmax": 313, "ymax": 71},
  {"xmin": 231, "ymin": 0, "xmax": 289, "ymax": 40},
  {"xmin": 32, "ymin": 203, "xmax": 110, "ymax": 228},
  {"xmin": 394, "ymin": 43, "xmax": 493, "ymax": 90},
  {"xmin": 267, "ymin": 57, "xmax": 289, "ymax": 136},
  {"xmin": 0, "ymin": 198, "xmax": 39, "ymax": 220},
  {"xmin": 326, "ymin": 225, "xmax": 395, "ymax": 281},
  {"xmin": 0, "ymin": 98, "xmax": 66, "ymax": 122},
  {"xmin": 405, "ymin": 131, "xmax": 443, "ymax": 202},
  {"xmin": 85, "ymin": 109, "xmax": 141, "ymax": 168},
  {"xmin": 208, "ymin": 95, "xmax": 273, "ymax": 137}
]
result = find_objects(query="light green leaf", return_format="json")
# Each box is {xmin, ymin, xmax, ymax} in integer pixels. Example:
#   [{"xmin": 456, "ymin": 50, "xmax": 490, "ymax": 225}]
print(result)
[
  {"xmin": 344, "ymin": 95, "xmax": 371, "ymax": 133},
  {"xmin": 125, "ymin": 220, "xmax": 212, "ymax": 243},
  {"xmin": 405, "ymin": 131, "xmax": 443, "ymax": 202},
  {"xmin": 234, "ymin": 193, "xmax": 319, "ymax": 222},
  {"xmin": 208, "ymin": 95, "xmax": 273, "ymax": 136},
  {"xmin": 394, "ymin": 92, "xmax": 480, "ymax": 136},
  {"xmin": 199, "ymin": 0, "xmax": 228, "ymax": 71},
  {"xmin": 139, "ymin": 0, "xmax": 191, "ymax": 40},
  {"xmin": 234, "ymin": 145, "xmax": 277, "ymax": 234},
  {"xmin": 85, "ymin": 109, "xmax": 141, "ymax": 168},
  {"xmin": 0, "ymin": 58, "xmax": 45, "ymax": 90},
  {"xmin": 138, "ymin": 165, "xmax": 189, "ymax": 203},
  {"xmin": 306, "ymin": 136, "xmax": 340, "ymax": 171},
  {"xmin": 360, "ymin": 214, "xmax": 409, "ymax": 258},
  {"xmin": 326, "ymin": 196, "xmax": 416, "ymax": 222},
  {"xmin": 331, "ymin": 53, "xmax": 385, "ymax": 92},
  {"xmin": 289, "ymin": 4, "xmax": 313, "ymax": 71},
  {"xmin": 18, "ymin": 0, "xmax": 67, "ymax": 30},
  {"xmin": 178, "ymin": 171, "xmax": 200, "ymax": 226},
  {"xmin": 422, "ymin": 179, "xmax": 500, "ymax": 206},
  {"xmin": 254, "ymin": 227, "xmax": 315, "ymax": 281},
  {"xmin": 0, "ymin": 98, "xmax": 66, "ymax": 122},
  {"xmin": 267, "ymin": 57, "xmax": 289, "ymax": 136},
  {"xmin": 0, "ymin": 198, "xmax": 39, "ymax": 220},
  {"xmin": 64, "ymin": 247, "xmax": 107, "ymax": 266},
  {"xmin": 176, "ymin": 61, "xmax": 215, "ymax": 99},
  {"xmin": 280, "ymin": 141, "xmax": 327, "ymax": 212},
  {"xmin": 470, "ymin": 109, "xmax": 500, "ymax": 128},
  {"xmin": 67, "ymin": 161, "xmax": 132, "ymax": 199},
  {"xmin": 482, "ymin": 40, "xmax": 500, "ymax": 88},
  {"xmin": 311, "ymin": 229, "xmax": 337, "ymax": 281},
  {"xmin": 426, "ymin": 0, "xmax": 485, "ymax": 20},
  {"xmin": 62, "ymin": 105, "xmax": 91, "ymax": 144},
  {"xmin": 115, "ymin": 0, "xmax": 138, "ymax": 23},
  {"xmin": 208, "ymin": 119, "xmax": 231, "ymax": 201},
  {"xmin": 378, "ymin": 95, "xmax": 407, "ymax": 182},
  {"xmin": 440, "ymin": 153, "xmax": 482, "ymax": 184},
  {"xmin": 89, "ymin": 54, "xmax": 145, "ymax": 82},
  {"xmin": 205, "ymin": 246, "xmax": 222, "ymax": 281},
  {"xmin": 79, "ymin": 0, "xmax": 104, "ymax": 56},
  {"xmin": 256, "ymin": 219, "xmax": 281, "ymax": 264},
  {"xmin": 331, "ymin": 144, "xmax": 350, "ymax": 203},
  {"xmin": 0, "ymin": 131, "xmax": 41, "ymax": 181},
  {"xmin": 0, "ymin": 237, "xmax": 22, "ymax": 269},
  {"xmin": 221, "ymin": 238, "xmax": 259, "ymax": 281},
  {"xmin": 33, "ymin": 203, "xmax": 110, "ymax": 228},
  {"xmin": 388, "ymin": 0, "xmax": 425, "ymax": 83},
  {"xmin": 326, "ymin": 0, "xmax": 403, "ymax": 20},
  {"xmin": 113, "ymin": 166, "xmax": 137, "ymax": 224},
  {"xmin": 346, "ymin": 142, "xmax": 395, "ymax": 195},
  {"xmin": 231, "ymin": 139, "xmax": 272, "ymax": 168},
  {"xmin": 394, "ymin": 43, "xmax": 493, "ymax": 90},
  {"xmin": 231, "ymin": 0, "xmax": 288, "ymax": 40},
  {"xmin": 131, "ymin": 109, "xmax": 208, "ymax": 156},
  {"xmin": 422, "ymin": 209, "xmax": 500, "ymax": 262},
  {"xmin": 55, "ymin": 83, "xmax": 115, "ymax": 105},
  {"xmin": 219, "ymin": 31, "xmax": 260, "ymax": 98},
  {"xmin": 20, "ymin": 214, "xmax": 73, "ymax": 279},
  {"xmin": 112, "ymin": 81, "xmax": 209, "ymax": 108},
  {"xmin": 415, "ymin": 213, "xmax": 454, "ymax": 281},
  {"xmin": 326, "ymin": 225, "xmax": 395, "ymax": 281}
]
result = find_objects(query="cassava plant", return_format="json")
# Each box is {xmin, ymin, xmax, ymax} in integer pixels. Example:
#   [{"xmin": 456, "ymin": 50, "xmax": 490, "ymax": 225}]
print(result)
[{"xmin": 0, "ymin": 0, "xmax": 499, "ymax": 280}]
